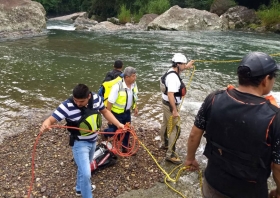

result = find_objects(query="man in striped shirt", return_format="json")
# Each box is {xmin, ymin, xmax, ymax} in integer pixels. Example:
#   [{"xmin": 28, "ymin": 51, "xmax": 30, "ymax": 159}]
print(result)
[{"xmin": 40, "ymin": 84, "xmax": 124, "ymax": 198}]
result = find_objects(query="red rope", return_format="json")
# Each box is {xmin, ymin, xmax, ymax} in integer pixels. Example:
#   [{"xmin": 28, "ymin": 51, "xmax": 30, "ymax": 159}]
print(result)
[{"xmin": 27, "ymin": 123, "xmax": 139, "ymax": 197}]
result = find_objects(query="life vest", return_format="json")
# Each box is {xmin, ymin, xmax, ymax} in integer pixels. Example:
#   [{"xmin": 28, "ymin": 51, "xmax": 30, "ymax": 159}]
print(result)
[
  {"xmin": 98, "ymin": 74, "xmax": 124, "ymax": 107},
  {"xmin": 111, "ymin": 80, "xmax": 138, "ymax": 114},
  {"xmin": 66, "ymin": 95, "xmax": 102, "ymax": 140},
  {"xmin": 203, "ymin": 86, "xmax": 279, "ymax": 197},
  {"xmin": 160, "ymin": 70, "xmax": 186, "ymax": 98}
]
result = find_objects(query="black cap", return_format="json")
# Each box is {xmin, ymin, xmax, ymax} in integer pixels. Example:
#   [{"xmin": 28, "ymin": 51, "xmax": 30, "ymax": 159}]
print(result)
[{"xmin": 238, "ymin": 52, "xmax": 280, "ymax": 77}]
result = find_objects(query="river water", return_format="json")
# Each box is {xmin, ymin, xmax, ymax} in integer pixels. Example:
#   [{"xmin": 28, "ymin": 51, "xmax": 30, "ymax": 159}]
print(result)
[{"xmin": 1, "ymin": 21, "xmax": 280, "ymax": 196}]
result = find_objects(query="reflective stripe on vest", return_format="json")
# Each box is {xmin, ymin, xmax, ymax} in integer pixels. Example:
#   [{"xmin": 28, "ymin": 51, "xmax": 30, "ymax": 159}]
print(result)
[
  {"xmin": 76, "ymin": 113, "xmax": 100, "ymax": 141},
  {"xmin": 111, "ymin": 81, "xmax": 138, "ymax": 114},
  {"xmin": 78, "ymin": 113, "xmax": 100, "ymax": 136}
]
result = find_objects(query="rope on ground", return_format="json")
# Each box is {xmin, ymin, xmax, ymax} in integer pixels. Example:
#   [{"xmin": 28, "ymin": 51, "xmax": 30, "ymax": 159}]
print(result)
[
  {"xmin": 28, "ymin": 122, "xmax": 202, "ymax": 198},
  {"xmin": 27, "ymin": 123, "xmax": 138, "ymax": 198},
  {"xmin": 164, "ymin": 165, "xmax": 203, "ymax": 198}
]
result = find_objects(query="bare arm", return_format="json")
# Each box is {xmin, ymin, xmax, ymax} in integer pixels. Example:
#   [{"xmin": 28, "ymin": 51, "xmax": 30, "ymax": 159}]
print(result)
[
  {"xmin": 133, "ymin": 105, "xmax": 138, "ymax": 116},
  {"xmin": 40, "ymin": 116, "xmax": 57, "ymax": 133},
  {"xmin": 106, "ymin": 102, "xmax": 112, "ymax": 112},
  {"xmin": 167, "ymin": 92, "xmax": 178, "ymax": 117},
  {"xmin": 270, "ymin": 163, "xmax": 280, "ymax": 198},
  {"xmin": 100, "ymin": 108, "xmax": 124, "ymax": 128},
  {"xmin": 185, "ymin": 125, "xmax": 204, "ymax": 170}
]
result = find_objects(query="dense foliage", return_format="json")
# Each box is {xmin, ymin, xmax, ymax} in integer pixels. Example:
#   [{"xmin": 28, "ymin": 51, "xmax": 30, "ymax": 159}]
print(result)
[
  {"xmin": 34, "ymin": 0, "xmax": 279, "ymax": 23},
  {"xmin": 257, "ymin": 0, "xmax": 280, "ymax": 27}
]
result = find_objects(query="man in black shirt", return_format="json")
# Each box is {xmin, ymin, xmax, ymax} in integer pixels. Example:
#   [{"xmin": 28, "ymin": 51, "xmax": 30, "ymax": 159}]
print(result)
[
  {"xmin": 102, "ymin": 60, "xmax": 123, "ymax": 82},
  {"xmin": 185, "ymin": 52, "xmax": 280, "ymax": 198}
]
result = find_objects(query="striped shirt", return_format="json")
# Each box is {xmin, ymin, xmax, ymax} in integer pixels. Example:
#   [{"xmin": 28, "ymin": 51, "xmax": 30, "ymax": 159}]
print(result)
[{"xmin": 52, "ymin": 92, "xmax": 105, "ymax": 142}]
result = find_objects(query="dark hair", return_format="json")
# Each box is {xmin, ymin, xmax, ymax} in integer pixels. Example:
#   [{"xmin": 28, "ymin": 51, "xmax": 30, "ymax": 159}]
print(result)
[
  {"xmin": 114, "ymin": 60, "xmax": 123, "ymax": 69},
  {"xmin": 72, "ymin": 84, "xmax": 90, "ymax": 99},
  {"xmin": 172, "ymin": 62, "xmax": 180, "ymax": 67},
  {"xmin": 237, "ymin": 66, "xmax": 277, "ymax": 87}
]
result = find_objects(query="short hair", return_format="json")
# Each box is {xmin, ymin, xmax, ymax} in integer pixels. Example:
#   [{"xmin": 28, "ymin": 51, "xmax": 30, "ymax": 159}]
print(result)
[
  {"xmin": 237, "ymin": 66, "xmax": 277, "ymax": 87},
  {"xmin": 114, "ymin": 60, "xmax": 123, "ymax": 69},
  {"xmin": 72, "ymin": 84, "xmax": 90, "ymax": 99},
  {"xmin": 123, "ymin": 66, "xmax": 136, "ymax": 77}
]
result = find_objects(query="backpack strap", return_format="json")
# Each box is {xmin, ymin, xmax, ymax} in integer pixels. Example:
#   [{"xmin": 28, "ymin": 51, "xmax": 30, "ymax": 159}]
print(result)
[{"xmin": 162, "ymin": 70, "xmax": 181, "ymax": 95}]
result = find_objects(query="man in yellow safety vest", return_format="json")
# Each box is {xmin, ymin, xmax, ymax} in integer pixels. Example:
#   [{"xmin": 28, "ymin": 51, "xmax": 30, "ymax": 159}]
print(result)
[{"xmin": 106, "ymin": 66, "xmax": 138, "ymax": 153}]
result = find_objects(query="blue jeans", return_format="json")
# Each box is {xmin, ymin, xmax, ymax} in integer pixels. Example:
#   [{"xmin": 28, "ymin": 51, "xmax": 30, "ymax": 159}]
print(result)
[
  {"xmin": 72, "ymin": 140, "xmax": 96, "ymax": 198},
  {"xmin": 108, "ymin": 110, "xmax": 131, "ymax": 148}
]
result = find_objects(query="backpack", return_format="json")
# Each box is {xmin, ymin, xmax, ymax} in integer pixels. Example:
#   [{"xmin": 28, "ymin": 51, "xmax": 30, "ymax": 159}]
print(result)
[
  {"xmin": 98, "ymin": 73, "xmax": 124, "ymax": 107},
  {"xmin": 90, "ymin": 141, "xmax": 117, "ymax": 173},
  {"xmin": 102, "ymin": 70, "xmax": 122, "ymax": 83}
]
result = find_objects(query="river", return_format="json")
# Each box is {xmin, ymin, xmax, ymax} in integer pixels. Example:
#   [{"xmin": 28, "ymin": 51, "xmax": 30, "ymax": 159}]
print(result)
[
  {"xmin": 0, "ymin": 21, "xmax": 280, "ymax": 197},
  {"xmin": 1, "ymin": 20, "xmax": 280, "ymax": 150}
]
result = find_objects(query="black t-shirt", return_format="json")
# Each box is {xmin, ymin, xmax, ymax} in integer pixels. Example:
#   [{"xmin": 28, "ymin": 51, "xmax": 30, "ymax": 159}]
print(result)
[{"xmin": 195, "ymin": 88, "xmax": 280, "ymax": 164}]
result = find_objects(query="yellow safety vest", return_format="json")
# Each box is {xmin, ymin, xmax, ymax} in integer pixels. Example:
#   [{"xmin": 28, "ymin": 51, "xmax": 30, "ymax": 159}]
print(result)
[
  {"xmin": 78, "ymin": 111, "xmax": 101, "ymax": 136},
  {"xmin": 111, "ymin": 81, "xmax": 138, "ymax": 114}
]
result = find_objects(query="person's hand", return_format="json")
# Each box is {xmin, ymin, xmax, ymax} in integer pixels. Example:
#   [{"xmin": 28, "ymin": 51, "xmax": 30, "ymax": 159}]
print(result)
[
  {"xmin": 185, "ymin": 60, "xmax": 195, "ymax": 69},
  {"xmin": 117, "ymin": 123, "xmax": 124, "ymax": 129},
  {"xmin": 134, "ymin": 107, "xmax": 139, "ymax": 116},
  {"xmin": 185, "ymin": 159, "xmax": 199, "ymax": 171},
  {"xmin": 40, "ymin": 123, "xmax": 51, "ymax": 133},
  {"xmin": 172, "ymin": 110, "xmax": 179, "ymax": 118},
  {"xmin": 269, "ymin": 189, "xmax": 280, "ymax": 198}
]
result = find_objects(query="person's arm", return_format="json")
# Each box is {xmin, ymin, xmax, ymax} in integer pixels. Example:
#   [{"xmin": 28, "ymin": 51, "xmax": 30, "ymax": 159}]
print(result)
[
  {"xmin": 185, "ymin": 125, "xmax": 204, "ymax": 170},
  {"xmin": 100, "ymin": 108, "xmax": 124, "ymax": 128},
  {"xmin": 270, "ymin": 163, "xmax": 280, "ymax": 198},
  {"xmin": 167, "ymin": 92, "xmax": 179, "ymax": 117},
  {"xmin": 107, "ymin": 102, "xmax": 112, "ymax": 112},
  {"xmin": 133, "ymin": 105, "xmax": 138, "ymax": 116},
  {"xmin": 40, "ymin": 116, "xmax": 57, "ymax": 133}
]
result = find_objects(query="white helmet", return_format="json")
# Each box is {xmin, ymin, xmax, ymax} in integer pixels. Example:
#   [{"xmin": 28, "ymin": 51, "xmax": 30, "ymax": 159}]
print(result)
[{"xmin": 172, "ymin": 53, "xmax": 187, "ymax": 63}]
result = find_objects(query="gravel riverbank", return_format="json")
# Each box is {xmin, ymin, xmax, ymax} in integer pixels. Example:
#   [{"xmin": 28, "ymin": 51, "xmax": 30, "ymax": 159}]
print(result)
[
  {"xmin": 0, "ymin": 114, "xmax": 200, "ymax": 198},
  {"xmin": 0, "ymin": 111, "xmax": 277, "ymax": 198}
]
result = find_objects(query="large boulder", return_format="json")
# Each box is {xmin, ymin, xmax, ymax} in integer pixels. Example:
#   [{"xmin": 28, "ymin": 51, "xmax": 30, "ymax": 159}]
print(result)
[
  {"xmin": 270, "ymin": 23, "xmax": 280, "ymax": 33},
  {"xmin": 138, "ymin": 14, "xmax": 158, "ymax": 30},
  {"xmin": 0, "ymin": 0, "xmax": 46, "ymax": 39},
  {"xmin": 210, "ymin": 0, "xmax": 236, "ymax": 16},
  {"xmin": 48, "ymin": 12, "xmax": 87, "ymax": 22},
  {"xmin": 147, "ymin": 5, "xmax": 228, "ymax": 31},
  {"xmin": 74, "ymin": 16, "xmax": 98, "ymax": 30},
  {"xmin": 220, "ymin": 6, "xmax": 260, "ymax": 29},
  {"xmin": 89, "ymin": 21, "xmax": 124, "ymax": 31}
]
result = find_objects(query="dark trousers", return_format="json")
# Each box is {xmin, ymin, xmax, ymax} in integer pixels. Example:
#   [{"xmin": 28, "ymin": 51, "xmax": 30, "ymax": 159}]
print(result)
[
  {"xmin": 203, "ymin": 178, "xmax": 230, "ymax": 198},
  {"xmin": 107, "ymin": 110, "xmax": 131, "ymax": 148}
]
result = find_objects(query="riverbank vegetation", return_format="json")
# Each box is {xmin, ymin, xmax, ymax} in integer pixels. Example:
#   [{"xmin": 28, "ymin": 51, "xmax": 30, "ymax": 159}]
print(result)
[
  {"xmin": 35, "ymin": 0, "xmax": 277, "ymax": 26},
  {"xmin": 257, "ymin": 0, "xmax": 280, "ymax": 28}
]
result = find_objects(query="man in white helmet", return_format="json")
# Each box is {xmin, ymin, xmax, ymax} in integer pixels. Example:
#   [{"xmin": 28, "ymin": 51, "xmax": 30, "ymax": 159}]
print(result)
[{"xmin": 160, "ymin": 53, "xmax": 194, "ymax": 164}]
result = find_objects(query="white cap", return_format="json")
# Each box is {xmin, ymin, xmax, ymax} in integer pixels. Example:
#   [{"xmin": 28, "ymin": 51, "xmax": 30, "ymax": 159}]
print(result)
[{"xmin": 172, "ymin": 53, "xmax": 187, "ymax": 63}]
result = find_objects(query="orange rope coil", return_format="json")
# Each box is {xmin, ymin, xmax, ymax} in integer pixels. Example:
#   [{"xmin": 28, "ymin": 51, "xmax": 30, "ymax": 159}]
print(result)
[{"xmin": 27, "ymin": 123, "xmax": 139, "ymax": 197}]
